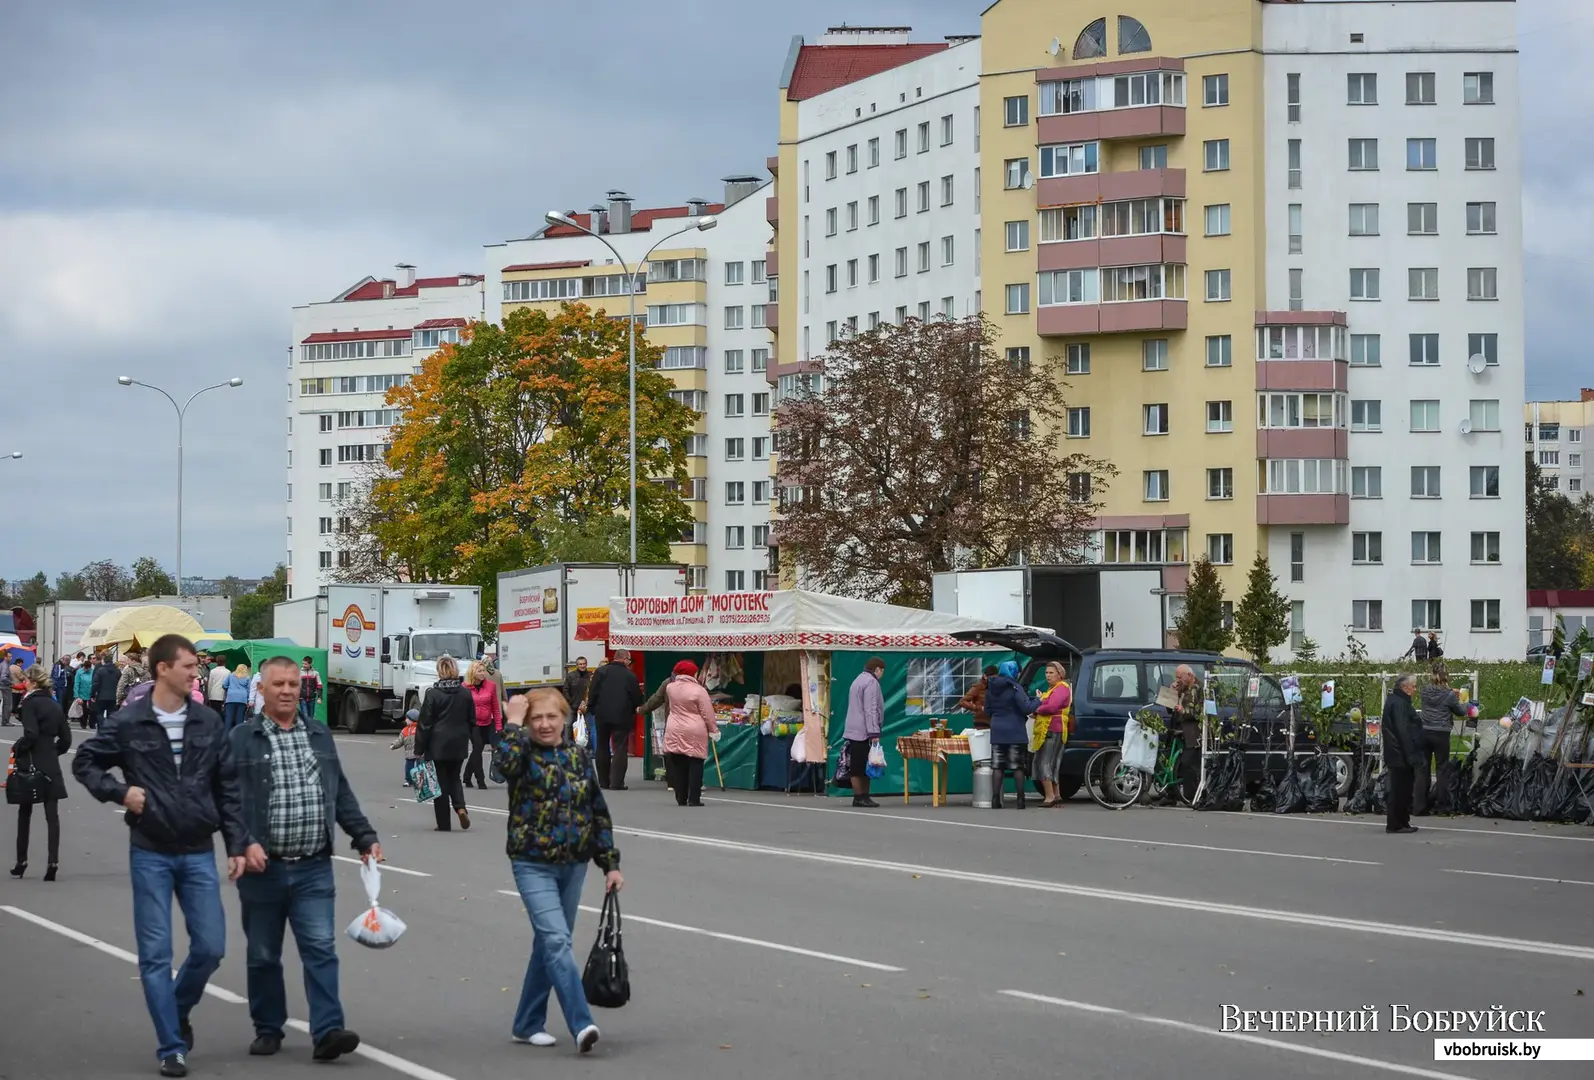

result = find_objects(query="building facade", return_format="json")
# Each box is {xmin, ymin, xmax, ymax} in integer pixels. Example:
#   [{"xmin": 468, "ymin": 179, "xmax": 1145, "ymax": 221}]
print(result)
[
  {"xmin": 1526, "ymin": 390, "xmax": 1594, "ymax": 497},
  {"xmin": 285, "ymin": 271, "xmax": 485, "ymax": 600},
  {"xmin": 482, "ymin": 180, "xmax": 776, "ymax": 592}
]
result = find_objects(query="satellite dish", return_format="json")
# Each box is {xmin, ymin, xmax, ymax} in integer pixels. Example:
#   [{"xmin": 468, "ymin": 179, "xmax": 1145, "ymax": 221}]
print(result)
[
  {"xmin": 1022, "ymin": 174, "xmax": 1036, "ymax": 190},
  {"xmin": 1048, "ymin": 38, "xmax": 1062, "ymax": 57},
  {"xmin": 1459, "ymin": 419, "xmax": 1474, "ymax": 435},
  {"xmin": 1467, "ymin": 353, "xmax": 1488, "ymax": 375}
]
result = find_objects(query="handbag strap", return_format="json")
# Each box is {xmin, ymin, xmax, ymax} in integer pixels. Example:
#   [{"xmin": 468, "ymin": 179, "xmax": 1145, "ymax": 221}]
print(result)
[{"xmin": 598, "ymin": 888, "xmax": 622, "ymax": 946}]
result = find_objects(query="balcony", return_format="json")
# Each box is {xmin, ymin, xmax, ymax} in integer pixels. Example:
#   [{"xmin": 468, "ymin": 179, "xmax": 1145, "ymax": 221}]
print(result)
[
  {"xmin": 766, "ymin": 154, "xmax": 779, "ymax": 177},
  {"xmin": 766, "ymin": 195, "xmax": 779, "ymax": 226},
  {"xmin": 1256, "ymin": 493, "xmax": 1350, "ymax": 526},
  {"xmin": 1256, "ymin": 428, "xmax": 1348, "ymax": 459},
  {"xmin": 1038, "ymin": 107, "xmax": 1184, "ymax": 146},
  {"xmin": 1039, "ymin": 234, "xmax": 1185, "ymax": 272},
  {"xmin": 763, "ymin": 302, "xmax": 778, "ymax": 330},
  {"xmin": 1255, "ymin": 312, "xmax": 1349, "ymax": 391},
  {"xmin": 1037, "ymin": 299, "xmax": 1186, "ymax": 336},
  {"xmin": 1037, "ymin": 167, "xmax": 1184, "ymax": 211}
]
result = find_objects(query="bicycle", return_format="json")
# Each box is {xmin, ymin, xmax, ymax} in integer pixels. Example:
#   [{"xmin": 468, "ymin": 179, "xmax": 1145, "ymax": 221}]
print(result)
[{"xmin": 1085, "ymin": 730, "xmax": 1193, "ymax": 810}]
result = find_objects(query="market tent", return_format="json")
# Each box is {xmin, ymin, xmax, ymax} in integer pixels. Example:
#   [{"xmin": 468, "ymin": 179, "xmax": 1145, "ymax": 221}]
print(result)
[
  {"xmin": 78, "ymin": 606, "xmax": 206, "ymax": 652},
  {"xmin": 202, "ymin": 639, "xmax": 330, "ymax": 724}
]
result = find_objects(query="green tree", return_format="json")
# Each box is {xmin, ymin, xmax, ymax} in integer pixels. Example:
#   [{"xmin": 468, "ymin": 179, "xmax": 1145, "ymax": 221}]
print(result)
[
  {"xmin": 78, "ymin": 559, "xmax": 133, "ymax": 601},
  {"xmin": 1173, "ymin": 556, "xmax": 1232, "ymax": 652},
  {"xmin": 130, "ymin": 556, "xmax": 178, "ymax": 597},
  {"xmin": 1525, "ymin": 454, "xmax": 1594, "ymax": 589},
  {"xmin": 15, "ymin": 572, "xmax": 51, "ymax": 612},
  {"xmin": 53, "ymin": 571, "xmax": 88, "ymax": 600},
  {"xmin": 1233, "ymin": 552, "xmax": 1291, "ymax": 663},
  {"xmin": 231, "ymin": 565, "xmax": 288, "ymax": 640}
]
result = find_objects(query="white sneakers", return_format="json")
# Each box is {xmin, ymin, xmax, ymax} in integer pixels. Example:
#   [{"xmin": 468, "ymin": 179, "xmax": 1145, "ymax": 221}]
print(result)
[
  {"xmin": 577, "ymin": 1025, "xmax": 601, "ymax": 1055},
  {"xmin": 514, "ymin": 1025, "xmax": 599, "ymax": 1053},
  {"xmin": 512, "ymin": 1032, "xmax": 557, "ymax": 1047}
]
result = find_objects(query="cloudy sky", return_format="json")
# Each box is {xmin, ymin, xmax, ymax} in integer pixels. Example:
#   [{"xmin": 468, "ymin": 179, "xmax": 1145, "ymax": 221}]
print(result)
[{"xmin": 1, "ymin": 0, "xmax": 1587, "ymax": 584}]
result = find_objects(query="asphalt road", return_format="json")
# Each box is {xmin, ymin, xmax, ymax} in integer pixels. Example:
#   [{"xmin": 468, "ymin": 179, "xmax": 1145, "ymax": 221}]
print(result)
[{"xmin": 2, "ymin": 728, "xmax": 1592, "ymax": 1080}]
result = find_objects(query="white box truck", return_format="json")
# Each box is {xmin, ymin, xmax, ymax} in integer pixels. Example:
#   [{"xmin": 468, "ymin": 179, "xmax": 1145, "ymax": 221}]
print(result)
[
  {"xmin": 497, "ymin": 563, "xmax": 686, "ymax": 690},
  {"xmin": 931, "ymin": 565, "xmax": 1169, "ymax": 650},
  {"xmin": 272, "ymin": 594, "xmax": 327, "ymax": 649},
  {"xmin": 322, "ymin": 583, "xmax": 482, "ymax": 733},
  {"xmin": 32, "ymin": 596, "xmax": 233, "ymax": 662}
]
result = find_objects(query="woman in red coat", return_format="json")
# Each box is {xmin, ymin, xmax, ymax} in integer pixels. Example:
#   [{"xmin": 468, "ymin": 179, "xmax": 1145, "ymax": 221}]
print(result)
[{"xmin": 464, "ymin": 660, "xmax": 503, "ymax": 790}]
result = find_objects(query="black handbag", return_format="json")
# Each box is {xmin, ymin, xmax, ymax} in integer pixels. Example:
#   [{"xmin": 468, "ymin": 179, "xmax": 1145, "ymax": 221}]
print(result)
[
  {"xmin": 4, "ymin": 751, "xmax": 47, "ymax": 807},
  {"xmin": 581, "ymin": 890, "xmax": 630, "ymax": 1009}
]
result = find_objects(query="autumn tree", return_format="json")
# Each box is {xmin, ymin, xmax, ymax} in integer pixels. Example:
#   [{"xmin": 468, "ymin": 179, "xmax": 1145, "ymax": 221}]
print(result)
[
  {"xmin": 77, "ymin": 559, "xmax": 133, "ymax": 602},
  {"xmin": 1234, "ymin": 552, "xmax": 1291, "ymax": 663},
  {"xmin": 1173, "ymin": 556, "xmax": 1231, "ymax": 652},
  {"xmin": 772, "ymin": 314, "xmax": 1115, "ymax": 607},
  {"xmin": 352, "ymin": 303, "xmax": 696, "ymax": 625},
  {"xmin": 130, "ymin": 556, "xmax": 178, "ymax": 597},
  {"xmin": 1525, "ymin": 453, "xmax": 1594, "ymax": 589}
]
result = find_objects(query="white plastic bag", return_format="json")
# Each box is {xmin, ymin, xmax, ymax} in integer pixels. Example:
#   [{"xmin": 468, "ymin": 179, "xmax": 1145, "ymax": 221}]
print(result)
[
  {"xmin": 573, "ymin": 715, "xmax": 589, "ymax": 748},
  {"xmin": 346, "ymin": 860, "xmax": 407, "ymax": 950},
  {"xmin": 1120, "ymin": 714, "xmax": 1158, "ymax": 774},
  {"xmin": 865, "ymin": 742, "xmax": 886, "ymax": 778},
  {"xmin": 790, "ymin": 725, "xmax": 808, "ymax": 763}
]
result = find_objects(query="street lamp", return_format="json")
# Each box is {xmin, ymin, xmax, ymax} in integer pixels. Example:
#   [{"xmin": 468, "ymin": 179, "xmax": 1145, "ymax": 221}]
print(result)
[
  {"xmin": 3, "ymin": 451, "xmax": 20, "ymax": 461},
  {"xmin": 544, "ymin": 207, "xmax": 717, "ymax": 564},
  {"xmin": 116, "ymin": 375, "xmax": 245, "ymax": 595}
]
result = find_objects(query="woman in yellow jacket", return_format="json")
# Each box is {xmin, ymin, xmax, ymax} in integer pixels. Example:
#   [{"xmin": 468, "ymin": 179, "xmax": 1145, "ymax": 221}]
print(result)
[{"xmin": 1030, "ymin": 661, "xmax": 1073, "ymax": 807}]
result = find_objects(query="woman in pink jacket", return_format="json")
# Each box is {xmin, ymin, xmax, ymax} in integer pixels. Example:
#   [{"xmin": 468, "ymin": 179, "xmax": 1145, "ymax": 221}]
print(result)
[
  {"xmin": 464, "ymin": 660, "xmax": 503, "ymax": 790},
  {"xmin": 661, "ymin": 660, "xmax": 718, "ymax": 807}
]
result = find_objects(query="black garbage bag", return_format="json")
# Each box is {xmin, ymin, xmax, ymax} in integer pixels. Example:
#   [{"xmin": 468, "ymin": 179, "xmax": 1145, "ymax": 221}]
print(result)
[
  {"xmin": 1301, "ymin": 753, "xmax": 1339, "ymax": 813},
  {"xmin": 1270, "ymin": 758, "xmax": 1308, "ymax": 814},
  {"xmin": 1250, "ymin": 773, "xmax": 1278, "ymax": 812},
  {"xmin": 1517, "ymin": 753, "xmax": 1559, "ymax": 822},
  {"xmin": 1194, "ymin": 747, "xmax": 1247, "ymax": 812},
  {"xmin": 1539, "ymin": 764, "xmax": 1594, "ymax": 824},
  {"xmin": 1471, "ymin": 751, "xmax": 1519, "ymax": 819},
  {"xmin": 1345, "ymin": 764, "xmax": 1386, "ymax": 815},
  {"xmin": 1431, "ymin": 746, "xmax": 1477, "ymax": 816}
]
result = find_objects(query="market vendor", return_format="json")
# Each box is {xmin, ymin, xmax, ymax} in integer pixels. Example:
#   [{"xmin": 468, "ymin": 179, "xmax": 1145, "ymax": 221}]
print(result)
[
  {"xmin": 955, "ymin": 665, "xmax": 998, "ymax": 730},
  {"xmin": 1171, "ymin": 664, "xmax": 1202, "ymax": 803}
]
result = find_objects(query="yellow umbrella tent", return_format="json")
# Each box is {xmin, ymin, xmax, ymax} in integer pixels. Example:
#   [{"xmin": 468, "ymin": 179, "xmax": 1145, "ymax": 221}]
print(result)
[{"xmin": 77, "ymin": 606, "xmax": 209, "ymax": 652}]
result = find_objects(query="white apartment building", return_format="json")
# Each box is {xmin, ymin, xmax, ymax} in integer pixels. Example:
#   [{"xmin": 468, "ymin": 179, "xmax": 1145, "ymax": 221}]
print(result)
[
  {"xmin": 285, "ymin": 270, "xmax": 485, "ymax": 599},
  {"xmin": 1526, "ymin": 392, "xmax": 1594, "ymax": 497},
  {"xmin": 482, "ymin": 179, "xmax": 776, "ymax": 592},
  {"xmin": 1261, "ymin": 0, "xmax": 1525, "ymax": 659}
]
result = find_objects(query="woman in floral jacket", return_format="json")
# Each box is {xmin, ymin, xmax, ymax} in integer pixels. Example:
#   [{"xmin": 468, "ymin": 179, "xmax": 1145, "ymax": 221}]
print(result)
[{"xmin": 495, "ymin": 687, "xmax": 624, "ymax": 1056}]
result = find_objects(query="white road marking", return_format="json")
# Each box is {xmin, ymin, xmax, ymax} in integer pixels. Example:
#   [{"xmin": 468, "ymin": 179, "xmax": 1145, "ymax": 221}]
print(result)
[
  {"xmin": 492, "ymin": 890, "xmax": 904, "ymax": 972},
  {"xmin": 999, "ymin": 990, "xmax": 1475, "ymax": 1080},
  {"xmin": 1442, "ymin": 868, "xmax": 1594, "ymax": 888},
  {"xmin": 1206, "ymin": 809, "xmax": 1594, "ymax": 843},
  {"xmin": 702, "ymin": 796, "xmax": 1382, "ymax": 865},
  {"xmin": 1, "ymin": 905, "xmax": 458, "ymax": 1080},
  {"xmin": 333, "ymin": 855, "xmax": 431, "ymax": 877},
  {"xmin": 615, "ymin": 826, "xmax": 1594, "ymax": 962}
]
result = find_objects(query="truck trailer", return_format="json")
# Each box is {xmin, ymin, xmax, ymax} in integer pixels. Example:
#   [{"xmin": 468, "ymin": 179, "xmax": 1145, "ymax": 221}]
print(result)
[{"xmin": 931, "ymin": 566, "xmax": 1171, "ymax": 651}]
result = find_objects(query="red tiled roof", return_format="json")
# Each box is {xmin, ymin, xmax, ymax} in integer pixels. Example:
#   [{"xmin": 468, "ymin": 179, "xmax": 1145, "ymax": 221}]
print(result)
[
  {"xmin": 301, "ymin": 329, "xmax": 413, "ymax": 345},
  {"xmin": 413, "ymin": 317, "xmax": 468, "ymax": 330},
  {"xmin": 785, "ymin": 43, "xmax": 948, "ymax": 101},
  {"xmin": 339, "ymin": 274, "xmax": 483, "ymax": 302},
  {"xmin": 541, "ymin": 204, "xmax": 726, "ymax": 238},
  {"xmin": 1528, "ymin": 590, "xmax": 1594, "ymax": 609},
  {"xmin": 502, "ymin": 260, "xmax": 593, "ymax": 273}
]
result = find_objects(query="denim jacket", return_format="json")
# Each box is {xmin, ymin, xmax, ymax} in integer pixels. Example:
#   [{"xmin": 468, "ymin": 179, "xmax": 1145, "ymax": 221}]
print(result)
[{"xmin": 227, "ymin": 714, "xmax": 378, "ymax": 855}]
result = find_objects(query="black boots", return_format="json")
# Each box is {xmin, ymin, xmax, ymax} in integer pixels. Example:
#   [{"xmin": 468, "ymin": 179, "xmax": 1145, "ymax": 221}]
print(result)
[
  {"xmin": 1014, "ymin": 771, "xmax": 1028, "ymax": 810},
  {"xmin": 991, "ymin": 775, "xmax": 1005, "ymax": 809}
]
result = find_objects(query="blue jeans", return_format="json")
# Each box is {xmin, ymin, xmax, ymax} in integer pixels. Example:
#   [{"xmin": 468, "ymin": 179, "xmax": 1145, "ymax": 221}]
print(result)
[
  {"xmin": 224, "ymin": 701, "xmax": 249, "ymax": 729},
  {"xmin": 510, "ymin": 860, "xmax": 594, "ymax": 1040},
  {"xmin": 130, "ymin": 847, "xmax": 227, "ymax": 1061},
  {"xmin": 298, "ymin": 700, "xmax": 315, "ymax": 722},
  {"xmin": 236, "ymin": 854, "xmax": 344, "ymax": 1041}
]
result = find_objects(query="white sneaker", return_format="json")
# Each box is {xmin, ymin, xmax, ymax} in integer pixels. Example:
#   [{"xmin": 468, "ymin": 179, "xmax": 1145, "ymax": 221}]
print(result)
[
  {"xmin": 512, "ymin": 1032, "xmax": 557, "ymax": 1047},
  {"xmin": 577, "ymin": 1024, "xmax": 600, "ymax": 1054}
]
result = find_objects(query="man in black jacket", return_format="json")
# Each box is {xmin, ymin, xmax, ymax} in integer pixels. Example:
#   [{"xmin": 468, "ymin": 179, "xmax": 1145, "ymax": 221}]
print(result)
[
  {"xmin": 562, "ymin": 656, "xmax": 593, "ymax": 730},
  {"xmin": 74, "ymin": 633, "xmax": 257, "ymax": 1079},
  {"xmin": 1381, "ymin": 673, "xmax": 1425, "ymax": 834},
  {"xmin": 228, "ymin": 655, "xmax": 379, "ymax": 1061},
  {"xmin": 585, "ymin": 650, "xmax": 642, "ymax": 789},
  {"xmin": 90, "ymin": 651, "xmax": 120, "ymax": 730}
]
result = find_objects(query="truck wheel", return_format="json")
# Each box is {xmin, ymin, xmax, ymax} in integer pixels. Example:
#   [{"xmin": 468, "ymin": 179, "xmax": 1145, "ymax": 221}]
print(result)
[{"xmin": 340, "ymin": 690, "xmax": 367, "ymax": 734}]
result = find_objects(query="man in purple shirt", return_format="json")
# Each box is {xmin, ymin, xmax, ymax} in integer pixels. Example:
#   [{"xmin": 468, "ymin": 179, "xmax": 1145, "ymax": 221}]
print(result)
[{"xmin": 843, "ymin": 658, "xmax": 885, "ymax": 808}]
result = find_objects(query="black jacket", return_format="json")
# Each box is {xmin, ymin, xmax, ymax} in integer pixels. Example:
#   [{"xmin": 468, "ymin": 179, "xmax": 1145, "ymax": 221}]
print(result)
[
  {"xmin": 91, "ymin": 661, "xmax": 120, "ymax": 705},
  {"xmin": 416, "ymin": 678, "xmax": 474, "ymax": 762},
  {"xmin": 72, "ymin": 696, "xmax": 250, "ymax": 856},
  {"xmin": 562, "ymin": 669, "xmax": 593, "ymax": 712},
  {"xmin": 16, "ymin": 690, "xmax": 72, "ymax": 800},
  {"xmin": 586, "ymin": 661, "xmax": 642, "ymax": 729},
  {"xmin": 1381, "ymin": 687, "xmax": 1425, "ymax": 769},
  {"xmin": 229, "ymin": 714, "xmax": 377, "ymax": 855}
]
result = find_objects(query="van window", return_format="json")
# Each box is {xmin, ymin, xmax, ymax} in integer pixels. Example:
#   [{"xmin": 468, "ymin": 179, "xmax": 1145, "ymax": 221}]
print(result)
[
  {"xmin": 1255, "ymin": 676, "xmax": 1284, "ymax": 710},
  {"xmin": 1145, "ymin": 661, "xmax": 1205, "ymax": 698},
  {"xmin": 1091, "ymin": 661, "xmax": 1142, "ymax": 702}
]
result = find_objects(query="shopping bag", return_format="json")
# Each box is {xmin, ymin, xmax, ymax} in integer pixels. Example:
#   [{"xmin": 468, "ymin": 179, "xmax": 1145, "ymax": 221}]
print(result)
[
  {"xmin": 581, "ymin": 890, "xmax": 630, "ymax": 1008},
  {"xmin": 67, "ymin": 700, "xmax": 84, "ymax": 720},
  {"xmin": 345, "ymin": 860, "xmax": 407, "ymax": 949},
  {"xmin": 573, "ymin": 715, "xmax": 589, "ymax": 748},
  {"xmin": 488, "ymin": 743, "xmax": 506, "ymax": 785},
  {"xmin": 790, "ymin": 725, "xmax": 808, "ymax": 763},
  {"xmin": 412, "ymin": 760, "xmax": 441, "ymax": 804},
  {"xmin": 3, "ymin": 750, "xmax": 46, "ymax": 806},
  {"xmin": 1119, "ymin": 714, "xmax": 1157, "ymax": 774},
  {"xmin": 865, "ymin": 742, "xmax": 886, "ymax": 779}
]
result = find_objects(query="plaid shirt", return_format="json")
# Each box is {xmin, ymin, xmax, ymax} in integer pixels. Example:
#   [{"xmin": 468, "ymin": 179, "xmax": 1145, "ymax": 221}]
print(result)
[{"xmin": 263, "ymin": 716, "xmax": 326, "ymax": 857}]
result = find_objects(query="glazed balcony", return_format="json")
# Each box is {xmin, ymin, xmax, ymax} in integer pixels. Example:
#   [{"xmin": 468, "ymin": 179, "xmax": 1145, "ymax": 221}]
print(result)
[
  {"xmin": 1255, "ymin": 311, "xmax": 1350, "ymax": 391},
  {"xmin": 1037, "ymin": 299, "xmax": 1186, "ymax": 336},
  {"xmin": 1036, "ymin": 167, "xmax": 1184, "ymax": 212},
  {"xmin": 1038, "ymin": 233, "xmax": 1186, "ymax": 272}
]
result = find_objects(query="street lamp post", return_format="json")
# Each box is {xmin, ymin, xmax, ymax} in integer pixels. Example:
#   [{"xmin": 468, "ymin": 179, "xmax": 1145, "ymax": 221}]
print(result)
[
  {"xmin": 2, "ymin": 452, "xmax": 20, "ymax": 462},
  {"xmin": 543, "ymin": 208, "xmax": 717, "ymax": 564},
  {"xmin": 117, "ymin": 376, "xmax": 244, "ymax": 596}
]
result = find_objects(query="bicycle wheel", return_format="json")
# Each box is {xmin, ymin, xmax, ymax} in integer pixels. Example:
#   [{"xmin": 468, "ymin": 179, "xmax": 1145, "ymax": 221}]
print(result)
[
  {"xmin": 1142, "ymin": 744, "xmax": 1195, "ymax": 807},
  {"xmin": 1087, "ymin": 747, "xmax": 1144, "ymax": 810}
]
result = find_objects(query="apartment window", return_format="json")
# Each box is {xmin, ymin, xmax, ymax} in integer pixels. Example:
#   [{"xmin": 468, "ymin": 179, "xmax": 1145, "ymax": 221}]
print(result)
[
  {"xmin": 867, "ymin": 254, "xmax": 879, "ymax": 284},
  {"xmin": 1471, "ymin": 599, "xmax": 1502, "ymax": 632},
  {"xmin": 1203, "ymin": 73, "xmax": 1229, "ymax": 107},
  {"xmin": 939, "ymin": 174, "xmax": 954, "ymax": 209},
  {"xmin": 752, "ymin": 392, "xmax": 769, "ymax": 416},
  {"xmin": 1350, "ymin": 268, "xmax": 1380, "ymax": 300},
  {"xmin": 317, "ymin": 517, "xmax": 333, "ymax": 536},
  {"xmin": 895, "ymin": 306, "xmax": 908, "ymax": 324},
  {"xmin": 1541, "ymin": 423, "xmax": 1563, "ymax": 441},
  {"xmin": 1207, "ymin": 533, "xmax": 1234, "ymax": 565},
  {"xmin": 1207, "ymin": 467, "xmax": 1234, "ymax": 500},
  {"xmin": 1465, "ymin": 137, "xmax": 1496, "ymax": 170},
  {"xmin": 917, "ymin": 242, "xmax": 931, "ymax": 272},
  {"xmin": 1572, "ymin": 430, "xmax": 1582, "ymax": 443},
  {"xmin": 1463, "ymin": 72, "xmax": 1494, "ymax": 105},
  {"xmin": 1287, "ymin": 72, "xmax": 1301, "ymax": 122},
  {"xmin": 1471, "ymin": 531, "xmax": 1501, "ymax": 564},
  {"xmin": 1410, "ymin": 399, "xmax": 1440, "ymax": 432},
  {"xmin": 1067, "ymin": 343, "xmax": 1091, "ymax": 375},
  {"xmin": 1289, "ymin": 532, "xmax": 1305, "ymax": 583},
  {"xmin": 723, "ymin": 349, "xmax": 744, "ymax": 374},
  {"xmin": 1409, "ymin": 333, "xmax": 1440, "ymax": 366},
  {"xmin": 1407, "ymin": 138, "xmax": 1437, "ymax": 170},
  {"xmin": 1468, "ymin": 267, "xmax": 1498, "ymax": 301},
  {"xmin": 1412, "ymin": 531, "xmax": 1442, "ymax": 564},
  {"xmin": 1470, "ymin": 465, "xmax": 1500, "ymax": 499},
  {"xmin": 917, "ymin": 121, "xmax": 930, "ymax": 153},
  {"xmin": 725, "ymin": 526, "xmax": 746, "ymax": 550},
  {"xmin": 317, "ymin": 482, "xmax": 333, "ymax": 501},
  {"xmin": 1204, "ymin": 204, "xmax": 1230, "ymax": 237},
  {"xmin": 1144, "ymin": 470, "xmax": 1170, "ymax": 502},
  {"xmin": 752, "ymin": 481, "xmax": 770, "ymax": 504},
  {"xmin": 1541, "ymin": 449, "xmax": 1561, "ymax": 466},
  {"xmin": 1004, "ymin": 95, "xmax": 1029, "ymax": 126},
  {"xmin": 726, "ymin": 570, "xmax": 746, "ymax": 592},
  {"xmin": 1206, "ymin": 400, "xmax": 1233, "ymax": 433},
  {"xmin": 846, "ymin": 259, "xmax": 859, "ymax": 287},
  {"xmin": 825, "ymin": 207, "xmax": 837, "ymax": 236},
  {"xmin": 846, "ymin": 143, "xmax": 858, "ymax": 173},
  {"xmin": 940, "ymin": 113, "xmax": 954, "ymax": 145},
  {"xmin": 1408, "ymin": 267, "xmax": 1439, "ymax": 300},
  {"xmin": 1353, "ymin": 532, "xmax": 1383, "ymax": 565},
  {"xmin": 867, "ymin": 137, "xmax": 880, "ymax": 167},
  {"xmin": 725, "ymin": 482, "xmax": 746, "ymax": 505},
  {"xmin": 1350, "ymin": 334, "xmax": 1381, "ymax": 366},
  {"xmin": 1404, "ymin": 202, "xmax": 1437, "ymax": 236},
  {"xmin": 1140, "ymin": 144, "xmax": 1168, "ymax": 170},
  {"xmin": 1203, "ymin": 139, "xmax": 1230, "ymax": 172},
  {"xmin": 1411, "ymin": 465, "xmax": 1441, "ymax": 498},
  {"xmin": 895, "ymin": 188, "xmax": 907, "ymax": 218},
  {"xmin": 724, "ymin": 261, "xmax": 745, "ymax": 286},
  {"xmin": 724, "ymin": 393, "xmax": 745, "ymax": 417},
  {"xmin": 1143, "ymin": 339, "xmax": 1169, "ymax": 372},
  {"xmin": 319, "ymin": 551, "xmax": 332, "ymax": 569},
  {"xmin": 1288, "ymin": 269, "xmax": 1304, "ymax": 311},
  {"xmin": 1405, "ymin": 71, "xmax": 1436, "ymax": 105},
  {"xmin": 1005, "ymin": 220, "xmax": 1030, "ymax": 252},
  {"xmin": 1005, "ymin": 283, "xmax": 1030, "ymax": 314},
  {"xmin": 1007, "ymin": 346, "xmax": 1030, "ymax": 373},
  {"xmin": 1038, "ymin": 267, "xmax": 1100, "ymax": 306},
  {"xmin": 317, "ymin": 448, "xmax": 332, "ymax": 467},
  {"xmin": 1412, "ymin": 600, "xmax": 1443, "ymax": 631},
  {"xmin": 1347, "ymin": 73, "xmax": 1378, "ymax": 104},
  {"xmin": 686, "ymin": 434, "xmax": 707, "ymax": 456},
  {"xmin": 941, "ymin": 236, "xmax": 955, "ymax": 266},
  {"xmin": 1351, "ymin": 399, "xmax": 1382, "ymax": 432},
  {"xmin": 1343, "ymin": 203, "xmax": 1379, "ymax": 237},
  {"xmin": 918, "ymin": 301, "xmax": 931, "ymax": 323},
  {"xmin": 824, "ymin": 264, "xmax": 837, "ymax": 293},
  {"xmin": 1143, "ymin": 403, "xmax": 1170, "ymax": 436},
  {"xmin": 894, "ymin": 128, "xmax": 907, "ymax": 158},
  {"xmin": 724, "ymin": 305, "xmax": 745, "ymax": 329},
  {"xmin": 1573, "ymin": 479, "xmax": 1585, "ymax": 493},
  {"xmin": 825, "ymin": 151, "xmax": 836, "ymax": 179},
  {"xmin": 866, "ymin": 195, "xmax": 879, "ymax": 226},
  {"xmin": 1205, "ymin": 269, "xmax": 1231, "ymax": 302},
  {"xmin": 317, "ymin": 414, "xmax": 333, "ymax": 432},
  {"xmin": 846, "ymin": 201, "xmax": 858, "ymax": 231},
  {"xmin": 1067, "ymin": 407, "xmax": 1091, "ymax": 438},
  {"xmin": 753, "ymin": 524, "xmax": 770, "ymax": 547},
  {"xmin": 1459, "ymin": 333, "xmax": 1492, "ymax": 370},
  {"xmin": 1466, "ymin": 201, "xmax": 1497, "ymax": 235},
  {"xmin": 1040, "ymin": 142, "xmax": 1100, "ymax": 177},
  {"xmin": 1571, "ymin": 453, "xmax": 1584, "ymax": 467},
  {"xmin": 724, "ymin": 438, "xmax": 745, "ymax": 461},
  {"xmin": 1468, "ymin": 399, "xmax": 1500, "ymax": 432},
  {"xmin": 1205, "ymin": 335, "xmax": 1232, "ymax": 368},
  {"xmin": 1067, "ymin": 472, "xmax": 1092, "ymax": 504},
  {"xmin": 1287, "ymin": 139, "xmax": 1301, "ymax": 188},
  {"xmin": 1353, "ymin": 600, "xmax": 1384, "ymax": 632},
  {"xmin": 1348, "ymin": 138, "xmax": 1379, "ymax": 170},
  {"xmin": 917, "ymin": 181, "xmax": 931, "ymax": 212},
  {"xmin": 974, "ymin": 167, "xmax": 981, "ymax": 211},
  {"xmin": 1352, "ymin": 466, "xmax": 1383, "ymax": 498}
]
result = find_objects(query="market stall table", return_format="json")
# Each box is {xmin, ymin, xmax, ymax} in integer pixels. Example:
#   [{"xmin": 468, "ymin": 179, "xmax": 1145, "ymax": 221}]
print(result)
[{"xmin": 896, "ymin": 733, "xmax": 972, "ymax": 807}]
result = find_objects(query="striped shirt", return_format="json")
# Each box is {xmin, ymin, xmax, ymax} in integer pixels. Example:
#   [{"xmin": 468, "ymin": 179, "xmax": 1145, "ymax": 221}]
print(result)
[{"xmin": 152, "ymin": 703, "xmax": 187, "ymax": 767}]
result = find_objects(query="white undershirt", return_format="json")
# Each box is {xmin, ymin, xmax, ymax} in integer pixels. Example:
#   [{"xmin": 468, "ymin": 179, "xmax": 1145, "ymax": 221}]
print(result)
[{"xmin": 152, "ymin": 702, "xmax": 187, "ymax": 767}]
